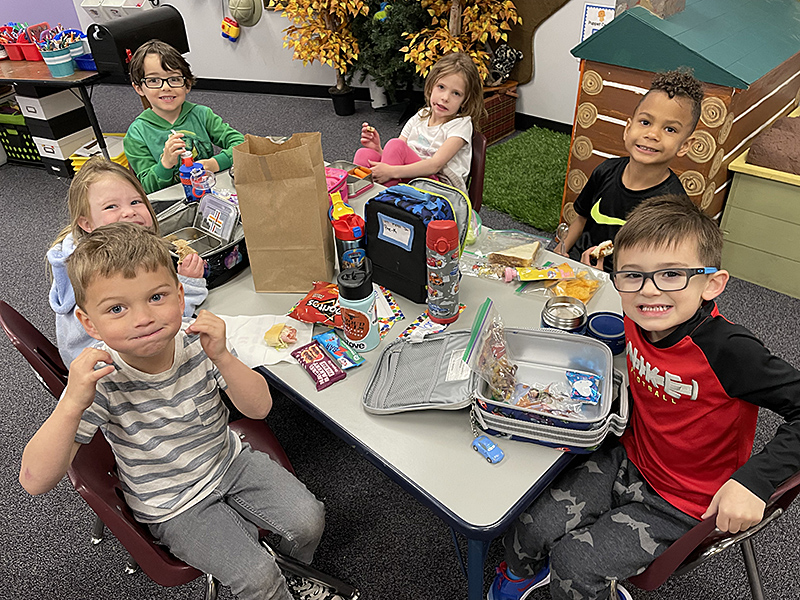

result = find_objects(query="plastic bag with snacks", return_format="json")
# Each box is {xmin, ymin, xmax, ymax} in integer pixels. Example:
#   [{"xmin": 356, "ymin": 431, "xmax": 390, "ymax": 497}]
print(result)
[
  {"xmin": 463, "ymin": 298, "xmax": 518, "ymax": 402},
  {"xmin": 460, "ymin": 230, "xmax": 549, "ymax": 281},
  {"xmin": 516, "ymin": 265, "xmax": 607, "ymax": 306}
]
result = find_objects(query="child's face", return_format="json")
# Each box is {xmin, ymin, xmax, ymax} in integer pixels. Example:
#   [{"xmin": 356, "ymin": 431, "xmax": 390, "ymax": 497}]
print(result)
[
  {"xmin": 78, "ymin": 175, "xmax": 154, "ymax": 233},
  {"xmin": 76, "ymin": 266, "xmax": 184, "ymax": 373},
  {"xmin": 623, "ymin": 90, "xmax": 694, "ymax": 168},
  {"xmin": 615, "ymin": 240, "xmax": 728, "ymax": 343},
  {"xmin": 429, "ymin": 72, "xmax": 467, "ymax": 121},
  {"xmin": 132, "ymin": 53, "xmax": 189, "ymax": 122}
]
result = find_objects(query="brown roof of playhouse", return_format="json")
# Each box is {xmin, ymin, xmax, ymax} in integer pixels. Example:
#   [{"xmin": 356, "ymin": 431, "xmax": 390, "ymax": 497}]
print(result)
[{"xmin": 571, "ymin": 0, "xmax": 800, "ymax": 89}]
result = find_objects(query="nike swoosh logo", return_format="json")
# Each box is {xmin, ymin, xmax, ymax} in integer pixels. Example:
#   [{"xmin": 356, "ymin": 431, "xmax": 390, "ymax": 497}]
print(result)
[{"xmin": 591, "ymin": 198, "xmax": 627, "ymax": 226}]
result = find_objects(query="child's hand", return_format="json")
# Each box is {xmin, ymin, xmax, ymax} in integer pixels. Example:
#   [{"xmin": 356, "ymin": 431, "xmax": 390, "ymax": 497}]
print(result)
[
  {"xmin": 177, "ymin": 253, "xmax": 205, "ymax": 279},
  {"xmin": 65, "ymin": 348, "xmax": 115, "ymax": 412},
  {"xmin": 580, "ymin": 246, "xmax": 604, "ymax": 270},
  {"xmin": 702, "ymin": 479, "xmax": 766, "ymax": 533},
  {"xmin": 160, "ymin": 132, "xmax": 186, "ymax": 169},
  {"xmin": 198, "ymin": 158, "xmax": 220, "ymax": 173},
  {"xmin": 368, "ymin": 160, "xmax": 394, "ymax": 184},
  {"xmin": 185, "ymin": 310, "xmax": 229, "ymax": 363},
  {"xmin": 360, "ymin": 122, "xmax": 381, "ymax": 152}
]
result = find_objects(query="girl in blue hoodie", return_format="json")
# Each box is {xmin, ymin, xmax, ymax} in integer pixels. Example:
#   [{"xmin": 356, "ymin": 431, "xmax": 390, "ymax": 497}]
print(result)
[{"xmin": 47, "ymin": 158, "xmax": 208, "ymax": 367}]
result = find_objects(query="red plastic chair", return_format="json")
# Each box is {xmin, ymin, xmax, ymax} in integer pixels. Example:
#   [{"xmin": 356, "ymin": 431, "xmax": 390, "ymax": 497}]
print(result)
[
  {"xmin": 0, "ymin": 300, "xmax": 296, "ymax": 598},
  {"xmin": 469, "ymin": 130, "xmax": 488, "ymax": 213},
  {"xmin": 611, "ymin": 470, "xmax": 800, "ymax": 600},
  {"xmin": 0, "ymin": 301, "xmax": 69, "ymax": 399}
]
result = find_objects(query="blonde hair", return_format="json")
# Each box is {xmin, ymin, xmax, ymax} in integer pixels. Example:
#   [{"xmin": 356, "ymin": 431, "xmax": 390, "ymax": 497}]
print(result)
[
  {"xmin": 52, "ymin": 157, "xmax": 159, "ymax": 248},
  {"xmin": 421, "ymin": 52, "xmax": 487, "ymax": 131},
  {"xmin": 68, "ymin": 222, "xmax": 178, "ymax": 310}
]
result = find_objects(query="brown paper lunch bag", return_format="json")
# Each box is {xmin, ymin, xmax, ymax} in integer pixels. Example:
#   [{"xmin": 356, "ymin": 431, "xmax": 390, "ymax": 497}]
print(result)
[{"xmin": 232, "ymin": 133, "xmax": 335, "ymax": 292}]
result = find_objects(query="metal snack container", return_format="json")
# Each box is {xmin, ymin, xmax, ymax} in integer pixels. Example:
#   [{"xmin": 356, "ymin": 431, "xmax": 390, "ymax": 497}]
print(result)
[
  {"xmin": 327, "ymin": 159, "xmax": 374, "ymax": 198},
  {"xmin": 157, "ymin": 200, "xmax": 248, "ymax": 289},
  {"xmin": 540, "ymin": 296, "xmax": 588, "ymax": 335}
]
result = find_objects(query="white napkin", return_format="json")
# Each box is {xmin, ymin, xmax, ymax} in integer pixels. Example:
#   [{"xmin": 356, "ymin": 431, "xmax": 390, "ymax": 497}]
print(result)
[{"xmin": 218, "ymin": 314, "xmax": 313, "ymax": 368}]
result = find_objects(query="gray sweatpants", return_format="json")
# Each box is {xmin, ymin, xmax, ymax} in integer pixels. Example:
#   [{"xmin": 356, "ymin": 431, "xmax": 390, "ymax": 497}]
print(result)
[{"xmin": 503, "ymin": 442, "xmax": 698, "ymax": 600}]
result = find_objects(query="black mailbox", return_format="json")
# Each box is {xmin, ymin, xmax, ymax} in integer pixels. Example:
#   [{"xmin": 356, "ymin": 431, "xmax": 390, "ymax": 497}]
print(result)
[{"xmin": 87, "ymin": 5, "xmax": 189, "ymax": 77}]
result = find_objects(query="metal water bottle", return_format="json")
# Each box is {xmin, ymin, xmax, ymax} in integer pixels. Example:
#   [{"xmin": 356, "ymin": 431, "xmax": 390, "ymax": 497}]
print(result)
[
  {"xmin": 426, "ymin": 220, "xmax": 461, "ymax": 324},
  {"xmin": 337, "ymin": 258, "xmax": 380, "ymax": 352},
  {"xmin": 332, "ymin": 213, "xmax": 366, "ymax": 271}
]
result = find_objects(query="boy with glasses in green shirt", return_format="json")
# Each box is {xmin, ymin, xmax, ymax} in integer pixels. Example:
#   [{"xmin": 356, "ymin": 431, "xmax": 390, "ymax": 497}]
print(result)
[{"xmin": 124, "ymin": 39, "xmax": 245, "ymax": 194}]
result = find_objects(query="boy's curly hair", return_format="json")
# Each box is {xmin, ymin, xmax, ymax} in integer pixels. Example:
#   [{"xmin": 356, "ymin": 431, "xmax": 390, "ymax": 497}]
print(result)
[{"xmin": 648, "ymin": 69, "xmax": 705, "ymax": 130}]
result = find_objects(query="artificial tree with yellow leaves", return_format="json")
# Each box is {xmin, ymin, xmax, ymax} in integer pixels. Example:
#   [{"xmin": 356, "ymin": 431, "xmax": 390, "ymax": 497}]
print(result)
[
  {"xmin": 401, "ymin": 0, "xmax": 521, "ymax": 81},
  {"xmin": 271, "ymin": 0, "xmax": 369, "ymax": 113}
]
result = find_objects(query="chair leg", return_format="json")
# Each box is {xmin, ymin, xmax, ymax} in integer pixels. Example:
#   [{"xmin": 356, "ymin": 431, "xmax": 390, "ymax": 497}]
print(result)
[
  {"xmin": 204, "ymin": 573, "xmax": 219, "ymax": 600},
  {"xmin": 741, "ymin": 539, "xmax": 766, "ymax": 600},
  {"xmin": 610, "ymin": 579, "xmax": 619, "ymax": 596},
  {"xmin": 124, "ymin": 554, "xmax": 139, "ymax": 575},
  {"xmin": 90, "ymin": 515, "xmax": 105, "ymax": 545}
]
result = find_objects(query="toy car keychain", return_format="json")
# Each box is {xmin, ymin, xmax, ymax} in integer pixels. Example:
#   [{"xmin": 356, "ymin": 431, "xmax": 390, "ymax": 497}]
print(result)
[{"xmin": 472, "ymin": 435, "xmax": 504, "ymax": 464}]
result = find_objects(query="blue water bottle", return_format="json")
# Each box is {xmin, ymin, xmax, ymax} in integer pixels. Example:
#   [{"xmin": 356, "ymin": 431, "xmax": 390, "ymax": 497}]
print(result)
[
  {"xmin": 337, "ymin": 258, "xmax": 380, "ymax": 352},
  {"xmin": 178, "ymin": 151, "xmax": 197, "ymax": 200}
]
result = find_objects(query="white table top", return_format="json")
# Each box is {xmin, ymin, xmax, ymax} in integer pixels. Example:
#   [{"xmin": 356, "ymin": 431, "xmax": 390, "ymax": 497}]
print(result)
[{"xmin": 191, "ymin": 176, "xmax": 625, "ymax": 532}]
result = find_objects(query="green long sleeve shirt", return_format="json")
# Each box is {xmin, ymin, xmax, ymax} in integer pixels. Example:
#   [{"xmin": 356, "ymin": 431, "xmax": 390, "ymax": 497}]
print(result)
[{"xmin": 124, "ymin": 102, "xmax": 245, "ymax": 194}]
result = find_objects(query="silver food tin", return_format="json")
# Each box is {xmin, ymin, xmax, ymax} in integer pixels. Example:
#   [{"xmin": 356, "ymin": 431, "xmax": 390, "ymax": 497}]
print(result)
[{"xmin": 540, "ymin": 296, "xmax": 588, "ymax": 335}]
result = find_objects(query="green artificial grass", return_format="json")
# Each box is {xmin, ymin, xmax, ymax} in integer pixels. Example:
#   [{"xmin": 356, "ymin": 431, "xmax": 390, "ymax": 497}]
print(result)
[{"xmin": 482, "ymin": 126, "xmax": 571, "ymax": 232}]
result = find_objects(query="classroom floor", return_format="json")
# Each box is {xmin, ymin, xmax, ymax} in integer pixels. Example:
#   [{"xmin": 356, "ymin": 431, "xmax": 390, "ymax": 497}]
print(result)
[{"xmin": 1, "ymin": 84, "xmax": 799, "ymax": 600}]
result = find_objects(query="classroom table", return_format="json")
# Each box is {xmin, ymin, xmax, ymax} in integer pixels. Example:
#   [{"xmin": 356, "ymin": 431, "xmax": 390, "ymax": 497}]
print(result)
[
  {"xmin": 158, "ymin": 175, "xmax": 625, "ymax": 600},
  {"xmin": 0, "ymin": 60, "xmax": 109, "ymax": 159}
]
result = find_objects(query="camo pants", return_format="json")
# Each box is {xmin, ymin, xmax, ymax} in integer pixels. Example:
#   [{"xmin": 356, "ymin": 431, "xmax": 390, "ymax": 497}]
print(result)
[{"xmin": 503, "ymin": 442, "xmax": 699, "ymax": 600}]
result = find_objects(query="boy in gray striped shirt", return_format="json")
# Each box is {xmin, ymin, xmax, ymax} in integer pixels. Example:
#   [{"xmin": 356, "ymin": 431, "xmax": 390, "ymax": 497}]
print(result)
[{"xmin": 21, "ymin": 223, "xmax": 329, "ymax": 600}]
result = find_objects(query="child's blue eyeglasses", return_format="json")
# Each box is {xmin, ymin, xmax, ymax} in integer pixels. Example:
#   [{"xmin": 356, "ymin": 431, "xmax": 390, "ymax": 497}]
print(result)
[{"xmin": 612, "ymin": 267, "xmax": 718, "ymax": 292}]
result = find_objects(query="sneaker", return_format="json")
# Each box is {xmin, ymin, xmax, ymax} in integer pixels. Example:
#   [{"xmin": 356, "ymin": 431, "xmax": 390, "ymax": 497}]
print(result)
[
  {"xmin": 285, "ymin": 573, "xmax": 346, "ymax": 600},
  {"xmin": 616, "ymin": 583, "xmax": 633, "ymax": 600},
  {"xmin": 487, "ymin": 560, "xmax": 550, "ymax": 600}
]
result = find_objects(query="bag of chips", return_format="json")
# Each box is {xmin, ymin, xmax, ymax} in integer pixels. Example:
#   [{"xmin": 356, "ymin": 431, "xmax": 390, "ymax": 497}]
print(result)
[{"xmin": 288, "ymin": 281, "xmax": 343, "ymax": 328}]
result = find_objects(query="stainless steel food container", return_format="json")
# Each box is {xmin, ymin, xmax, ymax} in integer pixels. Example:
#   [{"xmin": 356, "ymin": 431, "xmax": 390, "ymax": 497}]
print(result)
[{"xmin": 540, "ymin": 295, "xmax": 588, "ymax": 335}]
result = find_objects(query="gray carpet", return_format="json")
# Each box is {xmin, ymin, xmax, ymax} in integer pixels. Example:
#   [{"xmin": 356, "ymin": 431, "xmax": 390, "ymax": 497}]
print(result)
[{"xmin": 1, "ymin": 84, "xmax": 798, "ymax": 600}]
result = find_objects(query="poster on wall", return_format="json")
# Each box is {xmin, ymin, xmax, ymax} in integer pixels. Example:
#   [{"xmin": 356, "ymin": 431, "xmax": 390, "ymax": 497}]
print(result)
[{"xmin": 581, "ymin": 4, "xmax": 616, "ymax": 42}]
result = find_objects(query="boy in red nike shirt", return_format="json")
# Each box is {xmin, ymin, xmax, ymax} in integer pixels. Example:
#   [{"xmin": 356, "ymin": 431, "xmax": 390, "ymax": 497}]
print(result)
[
  {"xmin": 555, "ymin": 70, "xmax": 703, "ymax": 272},
  {"xmin": 489, "ymin": 195, "xmax": 800, "ymax": 600}
]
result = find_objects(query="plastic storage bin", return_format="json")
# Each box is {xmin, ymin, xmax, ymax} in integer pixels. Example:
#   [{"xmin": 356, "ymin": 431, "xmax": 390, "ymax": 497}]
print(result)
[
  {"xmin": 74, "ymin": 54, "xmax": 97, "ymax": 71},
  {"xmin": 0, "ymin": 120, "xmax": 42, "ymax": 164}
]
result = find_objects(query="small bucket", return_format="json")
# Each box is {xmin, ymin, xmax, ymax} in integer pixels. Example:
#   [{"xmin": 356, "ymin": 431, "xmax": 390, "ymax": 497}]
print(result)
[
  {"xmin": 41, "ymin": 48, "xmax": 75, "ymax": 78},
  {"xmin": 68, "ymin": 41, "xmax": 85, "ymax": 60}
]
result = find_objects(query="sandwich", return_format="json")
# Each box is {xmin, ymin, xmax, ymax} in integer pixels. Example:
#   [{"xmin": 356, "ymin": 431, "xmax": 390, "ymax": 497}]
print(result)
[
  {"xmin": 488, "ymin": 241, "xmax": 541, "ymax": 268},
  {"xmin": 264, "ymin": 323, "xmax": 298, "ymax": 350},
  {"xmin": 171, "ymin": 239, "xmax": 198, "ymax": 264},
  {"xmin": 590, "ymin": 240, "xmax": 614, "ymax": 260}
]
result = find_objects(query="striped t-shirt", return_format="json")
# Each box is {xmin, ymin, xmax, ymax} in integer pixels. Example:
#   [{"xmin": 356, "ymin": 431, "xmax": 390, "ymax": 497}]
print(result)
[{"xmin": 74, "ymin": 325, "xmax": 242, "ymax": 523}]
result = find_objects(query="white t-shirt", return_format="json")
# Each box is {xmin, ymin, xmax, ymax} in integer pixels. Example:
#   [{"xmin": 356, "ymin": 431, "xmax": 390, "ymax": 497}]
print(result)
[{"xmin": 400, "ymin": 111, "xmax": 473, "ymax": 186}]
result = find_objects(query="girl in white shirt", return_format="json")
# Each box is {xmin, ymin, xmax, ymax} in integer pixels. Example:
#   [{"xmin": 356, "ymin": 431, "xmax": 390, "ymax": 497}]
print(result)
[{"xmin": 354, "ymin": 52, "xmax": 485, "ymax": 192}]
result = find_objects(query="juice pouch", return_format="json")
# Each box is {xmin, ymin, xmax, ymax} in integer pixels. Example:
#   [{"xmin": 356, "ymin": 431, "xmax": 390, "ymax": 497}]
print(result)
[{"xmin": 463, "ymin": 298, "xmax": 518, "ymax": 402}]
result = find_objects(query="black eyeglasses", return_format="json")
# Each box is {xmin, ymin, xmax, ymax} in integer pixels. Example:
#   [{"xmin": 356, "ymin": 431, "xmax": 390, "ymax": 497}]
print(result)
[
  {"xmin": 612, "ymin": 267, "xmax": 718, "ymax": 293},
  {"xmin": 140, "ymin": 76, "xmax": 186, "ymax": 89}
]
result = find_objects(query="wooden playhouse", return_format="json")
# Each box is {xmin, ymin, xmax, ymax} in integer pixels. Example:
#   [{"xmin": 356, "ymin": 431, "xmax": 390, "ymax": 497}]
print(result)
[{"xmin": 561, "ymin": 0, "xmax": 800, "ymax": 221}]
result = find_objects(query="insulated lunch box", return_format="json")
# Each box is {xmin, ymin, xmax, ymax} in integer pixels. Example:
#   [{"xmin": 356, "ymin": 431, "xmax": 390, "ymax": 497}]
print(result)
[{"xmin": 362, "ymin": 328, "xmax": 627, "ymax": 453}]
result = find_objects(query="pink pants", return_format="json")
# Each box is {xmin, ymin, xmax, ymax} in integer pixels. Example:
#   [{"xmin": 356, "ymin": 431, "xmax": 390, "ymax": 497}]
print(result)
[{"xmin": 354, "ymin": 138, "xmax": 430, "ymax": 188}]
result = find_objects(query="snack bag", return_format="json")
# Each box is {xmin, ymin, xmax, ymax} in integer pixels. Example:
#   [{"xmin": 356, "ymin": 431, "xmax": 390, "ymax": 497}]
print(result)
[
  {"xmin": 463, "ymin": 298, "xmax": 518, "ymax": 402},
  {"xmin": 546, "ymin": 269, "xmax": 602, "ymax": 304},
  {"xmin": 288, "ymin": 281, "xmax": 343, "ymax": 328}
]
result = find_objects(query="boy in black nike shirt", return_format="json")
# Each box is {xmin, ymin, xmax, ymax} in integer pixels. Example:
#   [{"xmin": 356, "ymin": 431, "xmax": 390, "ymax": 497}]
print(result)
[{"xmin": 554, "ymin": 70, "xmax": 703, "ymax": 272}]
